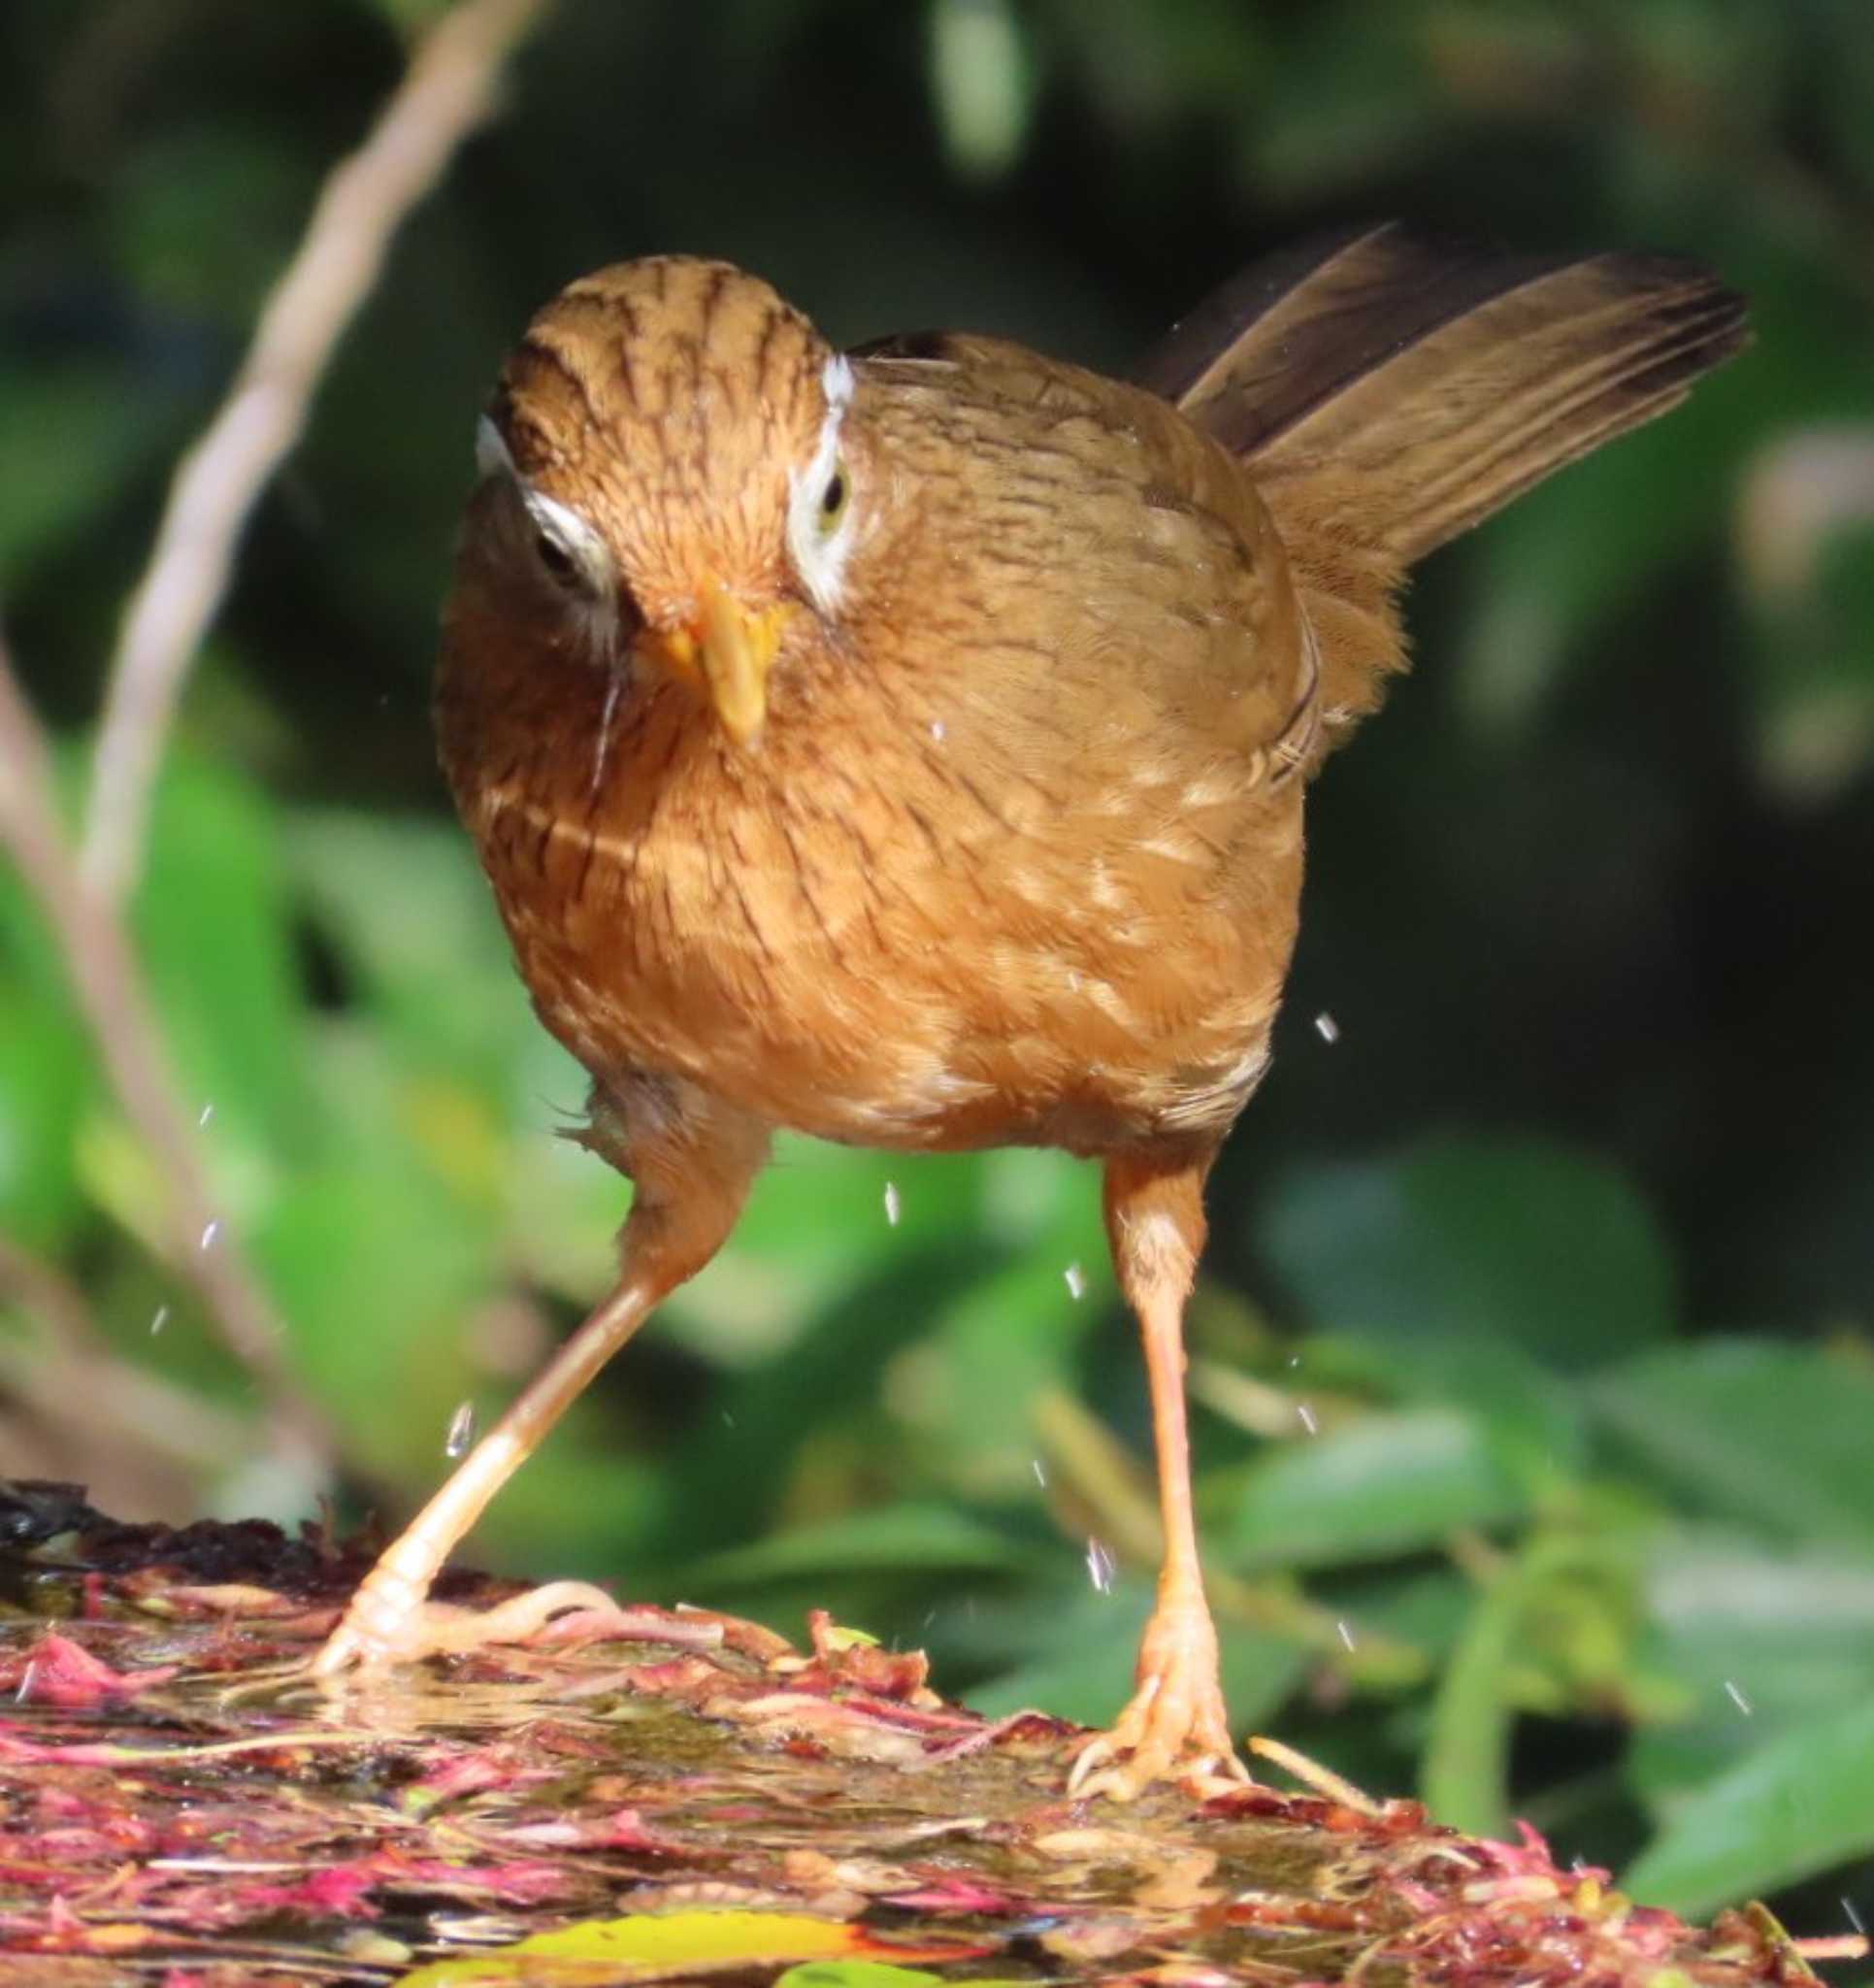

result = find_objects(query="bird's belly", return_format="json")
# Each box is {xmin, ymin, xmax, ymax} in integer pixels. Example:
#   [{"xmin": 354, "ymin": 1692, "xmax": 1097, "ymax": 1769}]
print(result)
[{"xmin": 475, "ymin": 772, "xmax": 1302, "ymax": 1159}]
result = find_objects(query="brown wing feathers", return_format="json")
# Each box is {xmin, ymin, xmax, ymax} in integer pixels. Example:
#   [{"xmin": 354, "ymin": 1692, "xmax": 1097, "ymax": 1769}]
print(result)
[{"xmin": 1139, "ymin": 223, "xmax": 1749, "ymax": 755}]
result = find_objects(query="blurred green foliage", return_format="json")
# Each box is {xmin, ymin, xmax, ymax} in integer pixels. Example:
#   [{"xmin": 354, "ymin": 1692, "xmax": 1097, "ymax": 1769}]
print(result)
[{"xmin": 2, "ymin": 0, "xmax": 1872, "ymax": 1951}]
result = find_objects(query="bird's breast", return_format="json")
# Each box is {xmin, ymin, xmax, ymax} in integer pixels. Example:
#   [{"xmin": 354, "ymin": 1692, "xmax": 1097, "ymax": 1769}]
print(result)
[
  {"xmin": 437, "ymin": 416, "xmax": 1316, "ymax": 1159},
  {"xmin": 447, "ymin": 665, "xmax": 1303, "ymax": 1159}
]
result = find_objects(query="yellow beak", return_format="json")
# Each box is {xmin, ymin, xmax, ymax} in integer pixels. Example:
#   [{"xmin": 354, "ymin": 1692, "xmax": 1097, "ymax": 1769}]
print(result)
[{"xmin": 635, "ymin": 581, "xmax": 787, "ymax": 747}]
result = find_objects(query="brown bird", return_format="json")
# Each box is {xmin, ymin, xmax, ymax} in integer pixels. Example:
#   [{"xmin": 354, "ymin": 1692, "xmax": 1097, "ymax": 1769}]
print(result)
[{"xmin": 313, "ymin": 225, "xmax": 1746, "ymax": 1797}]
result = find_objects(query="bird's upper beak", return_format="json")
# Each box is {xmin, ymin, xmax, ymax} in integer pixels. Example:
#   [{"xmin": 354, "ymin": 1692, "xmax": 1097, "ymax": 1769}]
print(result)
[{"xmin": 633, "ymin": 580, "xmax": 789, "ymax": 747}]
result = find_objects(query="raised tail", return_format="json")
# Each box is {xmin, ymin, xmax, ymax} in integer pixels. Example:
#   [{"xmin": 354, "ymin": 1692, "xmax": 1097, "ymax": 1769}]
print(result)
[{"xmin": 1135, "ymin": 222, "xmax": 1749, "ymax": 756}]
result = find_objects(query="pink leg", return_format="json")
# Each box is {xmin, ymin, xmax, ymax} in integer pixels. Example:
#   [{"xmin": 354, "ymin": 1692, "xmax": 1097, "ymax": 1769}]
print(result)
[{"xmin": 1069, "ymin": 1152, "xmax": 1249, "ymax": 1799}]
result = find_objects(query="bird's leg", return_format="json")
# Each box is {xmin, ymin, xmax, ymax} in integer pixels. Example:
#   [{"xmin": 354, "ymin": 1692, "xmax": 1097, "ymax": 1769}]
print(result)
[
  {"xmin": 1069, "ymin": 1150, "xmax": 1251, "ymax": 1800},
  {"xmin": 312, "ymin": 1087, "xmax": 768, "ymax": 1679}
]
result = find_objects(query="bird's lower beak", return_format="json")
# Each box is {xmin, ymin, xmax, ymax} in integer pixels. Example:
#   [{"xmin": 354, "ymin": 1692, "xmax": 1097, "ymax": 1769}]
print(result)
[{"xmin": 634, "ymin": 582, "xmax": 788, "ymax": 747}]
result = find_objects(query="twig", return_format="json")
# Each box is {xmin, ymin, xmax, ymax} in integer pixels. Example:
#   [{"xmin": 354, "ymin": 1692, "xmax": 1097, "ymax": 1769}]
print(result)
[
  {"xmin": 1247, "ymin": 1734, "xmax": 1389, "ymax": 1816},
  {"xmin": 0, "ymin": 624, "xmax": 326, "ymax": 1467},
  {"xmin": 81, "ymin": 0, "xmax": 552, "ymax": 903}
]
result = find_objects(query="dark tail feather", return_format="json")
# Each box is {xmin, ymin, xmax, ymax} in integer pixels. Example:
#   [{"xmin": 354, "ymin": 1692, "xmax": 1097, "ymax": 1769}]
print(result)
[{"xmin": 1136, "ymin": 223, "xmax": 1749, "ymax": 750}]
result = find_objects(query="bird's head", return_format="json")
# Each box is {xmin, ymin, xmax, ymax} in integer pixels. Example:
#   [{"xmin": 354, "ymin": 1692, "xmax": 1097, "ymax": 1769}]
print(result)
[{"xmin": 459, "ymin": 256, "xmax": 864, "ymax": 747}]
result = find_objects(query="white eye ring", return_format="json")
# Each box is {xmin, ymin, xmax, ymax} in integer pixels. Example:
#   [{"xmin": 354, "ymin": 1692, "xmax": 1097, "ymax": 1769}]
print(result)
[
  {"xmin": 520, "ymin": 487, "xmax": 613, "ymax": 596},
  {"xmin": 786, "ymin": 354, "xmax": 859, "ymax": 614},
  {"xmin": 477, "ymin": 416, "xmax": 611, "ymax": 594}
]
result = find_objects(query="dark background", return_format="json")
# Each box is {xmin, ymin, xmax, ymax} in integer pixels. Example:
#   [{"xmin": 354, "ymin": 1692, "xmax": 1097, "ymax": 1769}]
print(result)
[{"xmin": 2, "ymin": 0, "xmax": 1871, "ymax": 1944}]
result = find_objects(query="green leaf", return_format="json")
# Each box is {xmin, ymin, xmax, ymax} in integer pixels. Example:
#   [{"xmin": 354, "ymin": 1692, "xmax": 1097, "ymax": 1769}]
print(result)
[
  {"xmin": 1592, "ymin": 1342, "xmax": 1874, "ymax": 1548},
  {"xmin": 694, "ymin": 1503, "xmax": 1027, "ymax": 1586},
  {"xmin": 967, "ymin": 1576, "xmax": 1306, "ymax": 1730},
  {"xmin": 1748, "ymin": 516, "xmax": 1874, "ymax": 798},
  {"xmin": 1421, "ymin": 1564, "xmax": 1522, "ymax": 1839},
  {"xmin": 289, "ymin": 811, "xmax": 533, "ymax": 1093},
  {"xmin": 1451, "ymin": 366, "xmax": 1749, "ymax": 740},
  {"xmin": 135, "ymin": 757, "xmax": 318, "ymax": 1184},
  {"xmin": 779, "ymin": 1966, "xmax": 1030, "ymax": 1988},
  {"xmin": 923, "ymin": 1244, "xmax": 1106, "ymax": 1494},
  {"xmin": 1241, "ymin": 4, "xmax": 1436, "ymax": 198},
  {"xmin": 110, "ymin": 127, "xmax": 311, "ymax": 325},
  {"xmin": 778, "ymin": 1969, "xmax": 943, "ymax": 1988},
  {"xmin": 0, "ymin": 363, "xmax": 181, "ymax": 583},
  {"xmin": 1627, "ymin": 1530, "xmax": 1874, "ymax": 1804},
  {"xmin": 0, "ymin": 991, "xmax": 90, "ymax": 1249},
  {"xmin": 1224, "ymin": 1407, "xmax": 1524, "ymax": 1570},
  {"xmin": 660, "ymin": 1241, "xmax": 1017, "ymax": 1559},
  {"xmin": 686, "ymin": 1143, "xmax": 1090, "ymax": 1376},
  {"xmin": 1624, "ymin": 1696, "xmax": 1874, "ymax": 1916},
  {"xmin": 397, "ymin": 1910, "xmax": 987, "ymax": 1987},
  {"xmin": 1329, "ymin": 1328, "xmax": 1590, "ymax": 1494},
  {"xmin": 1260, "ymin": 1134, "xmax": 1677, "ymax": 1370},
  {"xmin": 1423, "ymin": 1527, "xmax": 1644, "ymax": 1838},
  {"xmin": 292, "ymin": 810, "xmax": 627, "ymax": 1295},
  {"xmin": 674, "ymin": 1141, "xmax": 987, "ymax": 1366},
  {"xmin": 1324, "ymin": 1565, "xmax": 1473, "ymax": 1662},
  {"xmin": 254, "ymin": 1159, "xmax": 492, "ymax": 1474},
  {"xmin": 371, "ymin": 0, "xmax": 461, "ymax": 32},
  {"xmin": 930, "ymin": 0, "xmax": 1036, "ymax": 182}
]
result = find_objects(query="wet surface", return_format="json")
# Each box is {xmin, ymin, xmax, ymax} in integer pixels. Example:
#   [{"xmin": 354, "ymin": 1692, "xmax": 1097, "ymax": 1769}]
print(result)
[{"xmin": 0, "ymin": 1484, "xmax": 1852, "ymax": 1986}]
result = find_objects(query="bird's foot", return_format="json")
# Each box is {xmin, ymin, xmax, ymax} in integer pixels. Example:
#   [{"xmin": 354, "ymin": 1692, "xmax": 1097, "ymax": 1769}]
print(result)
[
  {"xmin": 1068, "ymin": 1599, "xmax": 1253, "ymax": 1802},
  {"xmin": 309, "ymin": 1536, "xmax": 444, "ymax": 1680},
  {"xmin": 311, "ymin": 1545, "xmax": 619, "ymax": 1682}
]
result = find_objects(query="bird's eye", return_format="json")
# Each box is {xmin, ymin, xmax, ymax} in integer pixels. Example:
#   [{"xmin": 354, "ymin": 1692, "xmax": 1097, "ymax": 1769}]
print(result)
[
  {"xmin": 518, "ymin": 487, "xmax": 611, "ymax": 598},
  {"xmin": 816, "ymin": 458, "xmax": 850, "ymax": 536},
  {"xmin": 787, "ymin": 422, "xmax": 857, "ymax": 613},
  {"xmin": 533, "ymin": 528, "xmax": 580, "ymax": 587}
]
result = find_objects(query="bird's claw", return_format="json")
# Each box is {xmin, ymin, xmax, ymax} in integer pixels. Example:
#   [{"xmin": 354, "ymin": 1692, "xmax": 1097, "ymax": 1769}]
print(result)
[
  {"xmin": 310, "ymin": 1558, "xmax": 431, "ymax": 1682},
  {"xmin": 312, "ymin": 1577, "xmax": 626, "ymax": 1683},
  {"xmin": 1067, "ymin": 1606, "xmax": 1253, "ymax": 1801}
]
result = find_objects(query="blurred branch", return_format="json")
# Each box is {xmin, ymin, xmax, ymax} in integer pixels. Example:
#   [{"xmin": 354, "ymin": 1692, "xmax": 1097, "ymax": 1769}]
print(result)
[
  {"xmin": 0, "ymin": 620, "xmax": 328, "ymax": 1470},
  {"xmin": 81, "ymin": 0, "xmax": 552, "ymax": 904},
  {"xmin": 0, "ymin": 0, "xmax": 549, "ymax": 1511}
]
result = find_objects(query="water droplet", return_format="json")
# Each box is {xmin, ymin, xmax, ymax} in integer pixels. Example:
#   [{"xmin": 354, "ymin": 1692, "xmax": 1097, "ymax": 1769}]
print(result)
[
  {"xmin": 1063, "ymin": 1261, "xmax": 1086, "ymax": 1300},
  {"xmin": 1723, "ymin": 1677, "xmax": 1755, "ymax": 1716},
  {"xmin": 1296, "ymin": 1402, "xmax": 1319, "ymax": 1436},
  {"xmin": 197, "ymin": 1102, "xmax": 215, "ymax": 1128},
  {"xmin": 930, "ymin": 719, "xmax": 947, "ymax": 744},
  {"xmin": 883, "ymin": 1180, "xmax": 902, "ymax": 1226},
  {"xmin": 444, "ymin": 1401, "xmax": 477, "ymax": 1458},
  {"xmin": 1842, "ymin": 1897, "xmax": 1866, "ymax": 1938},
  {"xmin": 1031, "ymin": 1457, "xmax": 1048, "ymax": 1487},
  {"xmin": 149, "ymin": 1304, "xmax": 171, "ymax": 1337},
  {"xmin": 1335, "ymin": 1618, "xmax": 1357, "ymax": 1652},
  {"xmin": 1286, "ymin": 1353, "xmax": 1301, "ymax": 1370},
  {"xmin": 1313, "ymin": 1011, "xmax": 1340, "ymax": 1044},
  {"xmin": 1084, "ymin": 1537, "xmax": 1116, "ymax": 1594},
  {"xmin": 198, "ymin": 1219, "xmax": 221, "ymax": 1252},
  {"xmin": 721, "ymin": 1410, "xmax": 737, "ymax": 1429}
]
